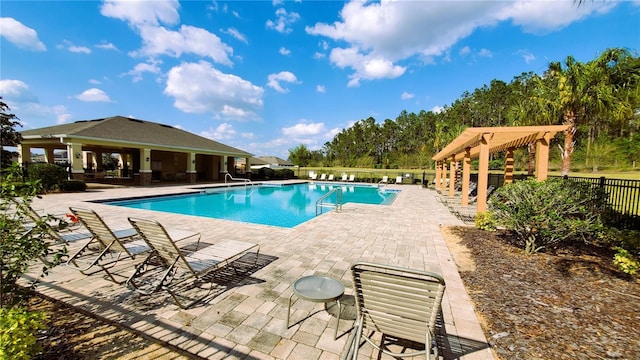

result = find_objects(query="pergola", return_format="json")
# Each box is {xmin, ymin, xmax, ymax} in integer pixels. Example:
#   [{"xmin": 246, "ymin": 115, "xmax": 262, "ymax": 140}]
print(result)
[{"xmin": 432, "ymin": 125, "xmax": 569, "ymax": 212}]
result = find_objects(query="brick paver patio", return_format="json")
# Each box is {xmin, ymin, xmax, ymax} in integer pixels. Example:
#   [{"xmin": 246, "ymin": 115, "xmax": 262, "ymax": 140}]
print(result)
[{"xmin": 23, "ymin": 181, "xmax": 494, "ymax": 359}]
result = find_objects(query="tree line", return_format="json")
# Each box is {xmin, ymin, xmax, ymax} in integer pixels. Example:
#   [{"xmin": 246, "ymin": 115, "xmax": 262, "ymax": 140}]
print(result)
[{"xmin": 289, "ymin": 48, "xmax": 640, "ymax": 174}]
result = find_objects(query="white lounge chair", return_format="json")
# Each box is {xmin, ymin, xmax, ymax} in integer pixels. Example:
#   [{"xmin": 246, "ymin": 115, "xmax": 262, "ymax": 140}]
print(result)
[
  {"xmin": 378, "ymin": 176, "xmax": 388, "ymax": 185},
  {"xmin": 66, "ymin": 207, "xmax": 150, "ymax": 283},
  {"xmin": 395, "ymin": 176, "xmax": 403, "ymax": 184},
  {"xmin": 320, "ymin": 173, "xmax": 327, "ymax": 181},
  {"xmin": 341, "ymin": 174, "xmax": 348, "ymax": 181},
  {"xmin": 348, "ymin": 174, "xmax": 355, "ymax": 182},
  {"xmin": 328, "ymin": 174, "xmax": 335, "ymax": 181},
  {"xmin": 127, "ymin": 217, "xmax": 258, "ymax": 309}
]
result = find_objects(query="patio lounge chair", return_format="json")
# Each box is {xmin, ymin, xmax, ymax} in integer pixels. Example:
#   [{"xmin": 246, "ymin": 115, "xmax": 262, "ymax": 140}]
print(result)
[
  {"xmin": 348, "ymin": 174, "xmax": 355, "ymax": 182},
  {"xmin": 320, "ymin": 173, "xmax": 327, "ymax": 181},
  {"xmin": 345, "ymin": 262, "xmax": 446, "ymax": 360},
  {"xmin": 341, "ymin": 173, "xmax": 348, "ymax": 181},
  {"xmin": 309, "ymin": 171, "xmax": 317, "ymax": 180},
  {"xmin": 378, "ymin": 176, "xmax": 389, "ymax": 185},
  {"xmin": 18, "ymin": 203, "xmax": 90, "ymax": 244},
  {"xmin": 126, "ymin": 217, "xmax": 259, "ymax": 309},
  {"xmin": 395, "ymin": 176, "xmax": 403, "ymax": 184},
  {"xmin": 66, "ymin": 207, "xmax": 149, "ymax": 283},
  {"xmin": 328, "ymin": 174, "xmax": 335, "ymax": 181}
]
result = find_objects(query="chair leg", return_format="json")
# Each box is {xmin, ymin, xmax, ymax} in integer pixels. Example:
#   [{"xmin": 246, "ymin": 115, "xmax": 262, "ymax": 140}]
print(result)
[
  {"xmin": 334, "ymin": 299, "xmax": 342, "ymax": 340},
  {"xmin": 286, "ymin": 292, "xmax": 296, "ymax": 328}
]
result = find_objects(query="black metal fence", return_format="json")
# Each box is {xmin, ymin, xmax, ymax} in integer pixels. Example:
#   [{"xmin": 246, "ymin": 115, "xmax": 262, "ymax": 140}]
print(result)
[
  {"xmin": 480, "ymin": 173, "xmax": 639, "ymax": 230},
  {"xmin": 548, "ymin": 175, "xmax": 640, "ymax": 230}
]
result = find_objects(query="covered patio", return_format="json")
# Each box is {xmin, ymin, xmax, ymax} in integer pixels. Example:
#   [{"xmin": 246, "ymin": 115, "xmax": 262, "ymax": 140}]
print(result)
[
  {"xmin": 432, "ymin": 125, "xmax": 569, "ymax": 212},
  {"xmin": 18, "ymin": 116, "xmax": 253, "ymax": 186}
]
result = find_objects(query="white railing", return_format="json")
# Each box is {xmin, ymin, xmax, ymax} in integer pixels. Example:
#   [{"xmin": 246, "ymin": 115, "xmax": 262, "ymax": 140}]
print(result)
[
  {"xmin": 225, "ymin": 173, "xmax": 253, "ymax": 186},
  {"xmin": 315, "ymin": 188, "xmax": 343, "ymax": 215}
]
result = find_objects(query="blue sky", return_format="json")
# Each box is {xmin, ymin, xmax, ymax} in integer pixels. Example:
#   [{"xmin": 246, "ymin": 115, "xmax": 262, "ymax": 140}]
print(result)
[{"xmin": 1, "ymin": 0, "xmax": 639, "ymax": 159}]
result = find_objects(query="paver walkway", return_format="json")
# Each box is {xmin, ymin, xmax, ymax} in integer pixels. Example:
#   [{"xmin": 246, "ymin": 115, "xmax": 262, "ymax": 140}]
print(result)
[{"xmin": 24, "ymin": 181, "xmax": 494, "ymax": 359}]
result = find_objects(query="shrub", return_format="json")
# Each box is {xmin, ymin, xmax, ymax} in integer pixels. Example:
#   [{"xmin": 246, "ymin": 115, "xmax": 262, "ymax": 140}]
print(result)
[
  {"xmin": 1, "ymin": 164, "xmax": 66, "ymax": 308},
  {"xmin": 59, "ymin": 180, "xmax": 87, "ymax": 192},
  {"xmin": 613, "ymin": 248, "xmax": 639, "ymax": 275},
  {"xmin": 475, "ymin": 212, "xmax": 497, "ymax": 232},
  {"xmin": 25, "ymin": 163, "xmax": 67, "ymax": 192},
  {"xmin": 0, "ymin": 307, "xmax": 48, "ymax": 360},
  {"xmin": 488, "ymin": 178, "xmax": 603, "ymax": 254}
]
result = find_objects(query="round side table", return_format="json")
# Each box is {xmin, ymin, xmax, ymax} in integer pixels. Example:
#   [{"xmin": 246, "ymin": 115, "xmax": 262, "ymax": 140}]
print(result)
[{"xmin": 286, "ymin": 275, "xmax": 345, "ymax": 339}]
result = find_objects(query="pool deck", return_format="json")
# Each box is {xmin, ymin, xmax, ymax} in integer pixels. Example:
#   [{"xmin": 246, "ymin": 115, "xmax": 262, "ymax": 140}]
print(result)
[{"xmin": 23, "ymin": 181, "xmax": 495, "ymax": 359}]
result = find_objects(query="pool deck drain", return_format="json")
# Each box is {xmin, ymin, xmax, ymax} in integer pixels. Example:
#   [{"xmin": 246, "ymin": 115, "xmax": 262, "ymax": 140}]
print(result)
[{"xmin": 24, "ymin": 181, "xmax": 494, "ymax": 360}]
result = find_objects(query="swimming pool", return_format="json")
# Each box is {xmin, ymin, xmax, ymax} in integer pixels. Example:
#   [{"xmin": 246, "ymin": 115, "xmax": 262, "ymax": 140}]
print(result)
[{"xmin": 107, "ymin": 183, "xmax": 399, "ymax": 228}]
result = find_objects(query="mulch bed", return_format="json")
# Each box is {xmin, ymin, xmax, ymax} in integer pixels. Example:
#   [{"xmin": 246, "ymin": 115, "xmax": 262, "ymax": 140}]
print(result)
[{"xmin": 450, "ymin": 226, "xmax": 640, "ymax": 360}]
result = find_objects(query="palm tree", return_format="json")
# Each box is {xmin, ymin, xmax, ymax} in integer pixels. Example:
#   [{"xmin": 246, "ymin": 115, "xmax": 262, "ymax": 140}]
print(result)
[{"xmin": 544, "ymin": 48, "xmax": 636, "ymax": 175}]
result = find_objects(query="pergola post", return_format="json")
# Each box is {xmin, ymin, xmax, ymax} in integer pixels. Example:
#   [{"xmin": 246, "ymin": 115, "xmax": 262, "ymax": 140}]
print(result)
[
  {"xmin": 535, "ymin": 132, "xmax": 552, "ymax": 181},
  {"xmin": 461, "ymin": 147, "xmax": 471, "ymax": 206},
  {"xmin": 477, "ymin": 133, "xmax": 490, "ymax": 212},
  {"xmin": 441, "ymin": 161, "xmax": 448, "ymax": 193},
  {"xmin": 434, "ymin": 161, "xmax": 441, "ymax": 189},
  {"xmin": 448, "ymin": 158, "xmax": 456, "ymax": 197},
  {"xmin": 504, "ymin": 147, "xmax": 515, "ymax": 184}
]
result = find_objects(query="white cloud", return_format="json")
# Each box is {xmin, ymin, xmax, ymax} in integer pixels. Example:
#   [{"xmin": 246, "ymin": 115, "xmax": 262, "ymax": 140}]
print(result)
[
  {"xmin": 69, "ymin": 45, "xmax": 91, "ymax": 54},
  {"xmin": 89, "ymin": 79, "xmax": 102, "ymax": 85},
  {"xmin": 0, "ymin": 17, "xmax": 46, "ymax": 51},
  {"xmin": 100, "ymin": 0, "xmax": 180, "ymax": 27},
  {"xmin": 241, "ymin": 132, "xmax": 255, "ymax": 140},
  {"xmin": 133, "ymin": 24, "xmax": 233, "ymax": 66},
  {"xmin": 222, "ymin": 27, "xmax": 248, "ymax": 43},
  {"xmin": 123, "ymin": 60, "xmax": 162, "ymax": 82},
  {"xmin": 459, "ymin": 46, "xmax": 471, "ymax": 56},
  {"xmin": 164, "ymin": 61, "xmax": 264, "ymax": 121},
  {"xmin": 53, "ymin": 106, "xmax": 72, "ymax": 124},
  {"xmin": 316, "ymin": 85, "xmax": 326, "ymax": 93},
  {"xmin": 266, "ymin": 8, "xmax": 300, "ymax": 33},
  {"xmin": 279, "ymin": 47, "xmax": 291, "ymax": 56},
  {"xmin": 0, "ymin": 79, "xmax": 71, "ymax": 125},
  {"xmin": 517, "ymin": 49, "xmax": 536, "ymax": 64},
  {"xmin": 431, "ymin": 105, "xmax": 444, "ymax": 114},
  {"xmin": 95, "ymin": 42, "xmax": 119, "ymax": 51},
  {"xmin": 75, "ymin": 88, "xmax": 112, "ymax": 102},
  {"xmin": 495, "ymin": 1, "xmax": 616, "ymax": 34},
  {"xmin": 478, "ymin": 48, "xmax": 492, "ymax": 58},
  {"xmin": 201, "ymin": 123, "xmax": 237, "ymax": 140},
  {"xmin": 401, "ymin": 91, "xmax": 414, "ymax": 100},
  {"xmin": 282, "ymin": 122, "xmax": 327, "ymax": 137},
  {"xmin": 267, "ymin": 71, "xmax": 301, "ymax": 93},
  {"xmin": 330, "ymin": 47, "xmax": 405, "ymax": 87},
  {"xmin": 0, "ymin": 79, "xmax": 38, "ymax": 102},
  {"xmin": 306, "ymin": 1, "xmax": 618, "ymax": 85}
]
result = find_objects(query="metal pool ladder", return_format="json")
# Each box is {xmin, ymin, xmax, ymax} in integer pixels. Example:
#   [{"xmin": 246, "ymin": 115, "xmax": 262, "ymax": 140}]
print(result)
[{"xmin": 316, "ymin": 188, "xmax": 343, "ymax": 215}]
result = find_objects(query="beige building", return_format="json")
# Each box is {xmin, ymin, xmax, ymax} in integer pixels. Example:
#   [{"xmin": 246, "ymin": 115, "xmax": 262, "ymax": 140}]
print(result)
[{"xmin": 19, "ymin": 116, "xmax": 253, "ymax": 186}]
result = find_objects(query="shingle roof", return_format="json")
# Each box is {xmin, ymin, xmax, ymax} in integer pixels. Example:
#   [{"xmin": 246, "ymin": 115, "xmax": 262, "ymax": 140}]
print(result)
[
  {"xmin": 20, "ymin": 115, "xmax": 252, "ymax": 156},
  {"xmin": 256, "ymin": 156, "xmax": 295, "ymax": 166}
]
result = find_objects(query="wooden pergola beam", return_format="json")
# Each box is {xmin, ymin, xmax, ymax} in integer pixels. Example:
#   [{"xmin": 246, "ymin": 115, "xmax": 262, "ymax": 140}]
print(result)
[{"xmin": 432, "ymin": 125, "xmax": 570, "ymax": 213}]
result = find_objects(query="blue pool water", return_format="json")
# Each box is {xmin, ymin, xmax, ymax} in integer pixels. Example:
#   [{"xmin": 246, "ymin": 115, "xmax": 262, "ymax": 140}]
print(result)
[{"xmin": 108, "ymin": 183, "xmax": 399, "ymax": 228}]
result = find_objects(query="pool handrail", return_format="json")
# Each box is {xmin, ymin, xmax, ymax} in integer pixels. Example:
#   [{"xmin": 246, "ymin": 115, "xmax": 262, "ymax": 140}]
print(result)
[{"xmin": 225, "ymin": 173, "xmax": 253, "ymax": 186}]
